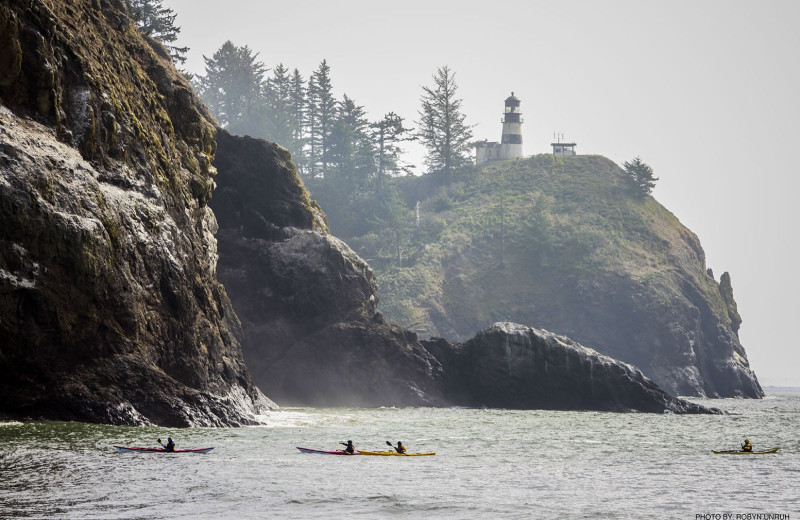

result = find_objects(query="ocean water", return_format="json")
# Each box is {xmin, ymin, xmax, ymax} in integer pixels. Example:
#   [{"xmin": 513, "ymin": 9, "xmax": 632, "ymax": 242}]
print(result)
[{"xmin": 1, "ymin": 392, "xmax": 798, "ymax": 519}]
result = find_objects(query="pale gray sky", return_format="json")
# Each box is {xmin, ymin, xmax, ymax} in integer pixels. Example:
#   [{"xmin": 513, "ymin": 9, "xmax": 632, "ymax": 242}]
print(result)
[{"xmin": 164, "ymin": 0, "xmax": 800, "ymax": 387}]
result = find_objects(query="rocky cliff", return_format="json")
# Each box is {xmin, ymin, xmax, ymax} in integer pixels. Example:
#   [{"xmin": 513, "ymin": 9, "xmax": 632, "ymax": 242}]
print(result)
[
  {"xmin": 210, "ymin": 131, "xmax": 447, "ymax": 406},
  {"xmin": 350, "ymin": 156, "xmax": 762, "ymax": 399},
  {"xmin": 0, "ymin": 0, "xmax": 273, "ymax": 425},
  {"xmin": 0, "ymin": 0, "xmax": 722, "ymax": 418},
  {"xmin": 209, "ymin": 133, "xmax": 716, "ymax": 414}
]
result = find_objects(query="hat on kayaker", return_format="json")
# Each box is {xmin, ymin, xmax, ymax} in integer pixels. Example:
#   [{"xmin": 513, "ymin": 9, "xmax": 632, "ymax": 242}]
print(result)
[{"xmin": 744, "ymin": 438, "xmax": 750, "ymax": 443}]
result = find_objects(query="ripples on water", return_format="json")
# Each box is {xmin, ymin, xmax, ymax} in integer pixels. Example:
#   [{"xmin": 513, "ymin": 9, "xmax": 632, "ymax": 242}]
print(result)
[{"xmin": 1, "ymin": 393, "xmax": 798, "ymax": 519}]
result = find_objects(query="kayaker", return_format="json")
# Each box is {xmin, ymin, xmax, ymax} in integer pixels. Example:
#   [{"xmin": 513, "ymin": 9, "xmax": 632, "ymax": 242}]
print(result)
[
  {"xmin": 340, "ymin": 440, "xmax": 355, "ymax": 454},
  {"xmin": 159, "ymin": 437, "xmax": 176, "ymax": 452},
  {"xmin": 393, "ymin": 441, "xmax": 406, "ymax": 454},
  {"xmin": 741, "ymin": 438, "xmax": 753, "ymax": 452}
]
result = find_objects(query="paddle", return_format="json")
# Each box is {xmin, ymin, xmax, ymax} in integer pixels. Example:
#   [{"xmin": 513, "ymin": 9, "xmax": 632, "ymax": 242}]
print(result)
[{"xmin": 386, "ymin": 440, "xmax": 403, "ymax": 453}]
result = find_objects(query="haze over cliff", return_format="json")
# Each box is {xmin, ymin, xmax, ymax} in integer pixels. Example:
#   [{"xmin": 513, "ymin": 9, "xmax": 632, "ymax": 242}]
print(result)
[
  {"xmin": 329, "ymin": 155, "xmax": 762, "ymax": 398},
  {"xmin": 0, "ymin": 0, "xmax": 723, "ymax": 423}
]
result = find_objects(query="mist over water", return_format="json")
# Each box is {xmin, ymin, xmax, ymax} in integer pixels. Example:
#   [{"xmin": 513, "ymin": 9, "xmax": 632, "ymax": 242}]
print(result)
[{"xmin": 2, "ymin": 393, "xmax": 798, "ymax": 519}]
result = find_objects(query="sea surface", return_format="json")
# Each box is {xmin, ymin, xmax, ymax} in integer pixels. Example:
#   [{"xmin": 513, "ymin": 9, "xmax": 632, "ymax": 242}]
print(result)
[{"xmin": 2, "ymin": 391, "xmax": 798, "ymax": 519}]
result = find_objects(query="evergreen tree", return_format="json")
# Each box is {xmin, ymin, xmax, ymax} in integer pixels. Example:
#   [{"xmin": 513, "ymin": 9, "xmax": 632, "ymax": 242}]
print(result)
[
  {"xmin": 371, "ymin": 112, "xmax": 414, "ymax": 201},
  {"xmin": 416, "ymin": 66, "xmax": 474, "ymax": 180},
  {"xmin": 623, "ymin": 156, "xmax": 659, "ymax": 196},
  {"xmin": 196, "ymin": 41, "xmax": 268, "ymax": 136},
  {"xmin": 328, "ymin": 95, "xmax": 374, "ymax": 190},
  {"xmin": 125, "ymin": 0, "xmax": 188, "ymax": 65},
  {"xmin": 264, "ymin": 63, "xmax": 295, "ymax": 150},
  {"xmin": 288, "ymin": 68, "xmax": 308, "ymax": 174},
  {"xmin": 306, "ymin": 60, "xmax": 336, "ymax": 178}
]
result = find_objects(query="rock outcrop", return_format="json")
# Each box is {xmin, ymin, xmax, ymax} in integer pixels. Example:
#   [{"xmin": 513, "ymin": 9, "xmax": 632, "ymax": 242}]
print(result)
[
  {"xmin": 210, "ymin": 134, "xmax": 715, "ymax": 413},
  {"xmin": 0, "ymin": 0, "xmax": 273, "ymax": 425},
  {"xmin": 0, "ymin": 0, "xmax": 724, "ymax": 418},
  {"xmin": 348, "ymin": 155, "xmax": 763, "ymax": 399},
  {"xmin": 425, "ymin": 322, "xmax": 716, "ymax": 413},
  {"xmin": 211, "ymin": 131, "xmax": 446, "ymax": 406}
]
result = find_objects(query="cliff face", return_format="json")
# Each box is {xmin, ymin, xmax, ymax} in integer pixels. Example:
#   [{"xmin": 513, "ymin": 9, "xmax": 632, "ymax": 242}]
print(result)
[
  {"xmin": 210, "ymin": 133, "xmax": 716, "ymax": 414},
  {"xmin": 210, "ymin": 131, "xmax": 447, "ymax": 406},
  {"xmin": 0, "ymin": 0, "xmax": 730, "ymax": 418},
  {"xmin": 359, "ymin": 155, "xmax": 762, "ymax": 399},
  {"xmin": 0, "ymin": 0, "xmax": 273, "ymax": 425}
]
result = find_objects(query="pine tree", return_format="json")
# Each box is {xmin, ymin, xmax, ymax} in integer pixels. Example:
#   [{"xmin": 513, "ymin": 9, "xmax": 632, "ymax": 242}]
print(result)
[
  {"xmin": 288, "ymin": 69, "xmax": 308, "ymax": 174},
  {"xmin": 371, "ymin": 112, "xmax": 414, "ymax": 201},
  {"xmin": 328, "ymin": 95, "xmax": 374, "ymax": 190},
  {"xmin": 264, "ymin": 63, "xmax": 295, "ymax": 150},
  {"xmin": 416, "ymin": 66, "xmax": 474, "ymax": 180},
  {"xmin": 196, "ymin": 41, "xmax": 268, "ymax": 136},
  {"xmin": 306, "ymin": 60, "xmax": 336, "ymax": 178},
  {"xmin": 623, "ymin": 156, "xmax": 659, "ymax": 196},
  {"xmin": 125, "ymin": 0, "xmax": 188, "ymax": 65}
]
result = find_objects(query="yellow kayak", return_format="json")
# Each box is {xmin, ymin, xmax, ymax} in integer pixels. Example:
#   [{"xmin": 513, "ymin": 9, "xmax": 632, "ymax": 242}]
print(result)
[
  {"xmin": 712, "ymin": 447, "xmax": 779, "ymax": 455},
  {"xmin": 357, "ymin": 450, "xmax": 436, "ymax": 456}
]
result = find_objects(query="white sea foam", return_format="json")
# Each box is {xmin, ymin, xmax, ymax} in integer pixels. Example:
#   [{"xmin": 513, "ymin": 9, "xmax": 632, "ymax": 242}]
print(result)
[{"xmin": 250, "ymin": 410, "xmax": 321, "ymax": 428}]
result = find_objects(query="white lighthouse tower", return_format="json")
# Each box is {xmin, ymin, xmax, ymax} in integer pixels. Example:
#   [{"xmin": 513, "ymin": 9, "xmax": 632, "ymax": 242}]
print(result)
[
  {"xmin": 475, "ymin": 92, "xmax": 525, "ymax": 165},
  {"xmin": 500, "ymin": 92, "xmax": 523, "ymax": 159}
]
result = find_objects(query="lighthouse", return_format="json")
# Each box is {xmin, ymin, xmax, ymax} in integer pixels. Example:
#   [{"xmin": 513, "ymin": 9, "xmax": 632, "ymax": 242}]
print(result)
[
  {"xmin": 500, "ymin": 92, "xmax": 523, "ymax": 160},
  {"xmin": 475, "ymin": 92, "xmax": 525, "ymax": 164}
]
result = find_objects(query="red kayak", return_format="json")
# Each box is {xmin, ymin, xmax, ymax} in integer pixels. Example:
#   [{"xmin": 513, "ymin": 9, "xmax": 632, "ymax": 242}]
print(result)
[
  {"xmin": 296, "ymin": 446, "xmax": 359, "ymax": 455},
  {"xmin": 114, "ymin": 446, "xmax": 214, "ymax": 454}
]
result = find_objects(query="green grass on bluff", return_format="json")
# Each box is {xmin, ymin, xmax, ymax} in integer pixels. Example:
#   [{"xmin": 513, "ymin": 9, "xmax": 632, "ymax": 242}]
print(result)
[{"xmin": 332, "ymin": 154, "xmax": 727, "ymax": 353}]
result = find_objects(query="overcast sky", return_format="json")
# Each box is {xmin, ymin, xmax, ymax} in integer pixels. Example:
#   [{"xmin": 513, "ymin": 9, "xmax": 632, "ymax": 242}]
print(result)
[{"xmin": 164, "ymin": 0, "xmax": 800, "ymax": 387}]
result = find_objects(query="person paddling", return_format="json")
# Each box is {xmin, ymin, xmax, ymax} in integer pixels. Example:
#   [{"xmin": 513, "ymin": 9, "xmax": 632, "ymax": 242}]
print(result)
[
  {"xmin": 387, "ymin": 440, "xmax": 406, "ymax": 454},
  {"xmin": 340, "ymin": 440, "xmax": 355, "ymax": 454},
  {"xmin": 158, "ymin": 437, "xmax": 175, "ymax": 452},
  {"xmin": 741, "ymin": 438, "xmax": 753, "ymax": 452}
]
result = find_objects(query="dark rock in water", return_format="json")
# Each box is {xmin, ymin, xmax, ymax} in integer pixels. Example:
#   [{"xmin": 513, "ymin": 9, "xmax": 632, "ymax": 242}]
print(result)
[
  {"xmin": 211, "ymin": 132, "xmax": 445, "ymax": 406},
  {"xmin": 424, "ymin": 322, "xmax": 718, "ymax": 413},
  {"xmin": 0, "ymin": 0, "xmax": 273, "ymax": 425}
]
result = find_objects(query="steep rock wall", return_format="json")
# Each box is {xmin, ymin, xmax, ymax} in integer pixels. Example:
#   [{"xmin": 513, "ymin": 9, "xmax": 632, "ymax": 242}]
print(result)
[
  {"xmin": 211, "ymin": 131, "xmax": 446, "ymax": 406},
  {"xmin": 0, "ymin": 0, "xmax": 273, "ymax": 425}
]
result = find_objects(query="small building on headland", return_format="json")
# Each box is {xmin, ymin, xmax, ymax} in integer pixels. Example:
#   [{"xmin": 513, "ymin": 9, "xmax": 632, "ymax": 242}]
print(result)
[
  {"xmin": 551, "ymin": 139, "xmax": 576, "ymax": 156},
  {"xmin": 476, "ymin": 92, "xmax": 524, "ymax": 165},
  {"xmin": 475, "ymin": 140, "xmax": 502, "ymax": 164}
]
